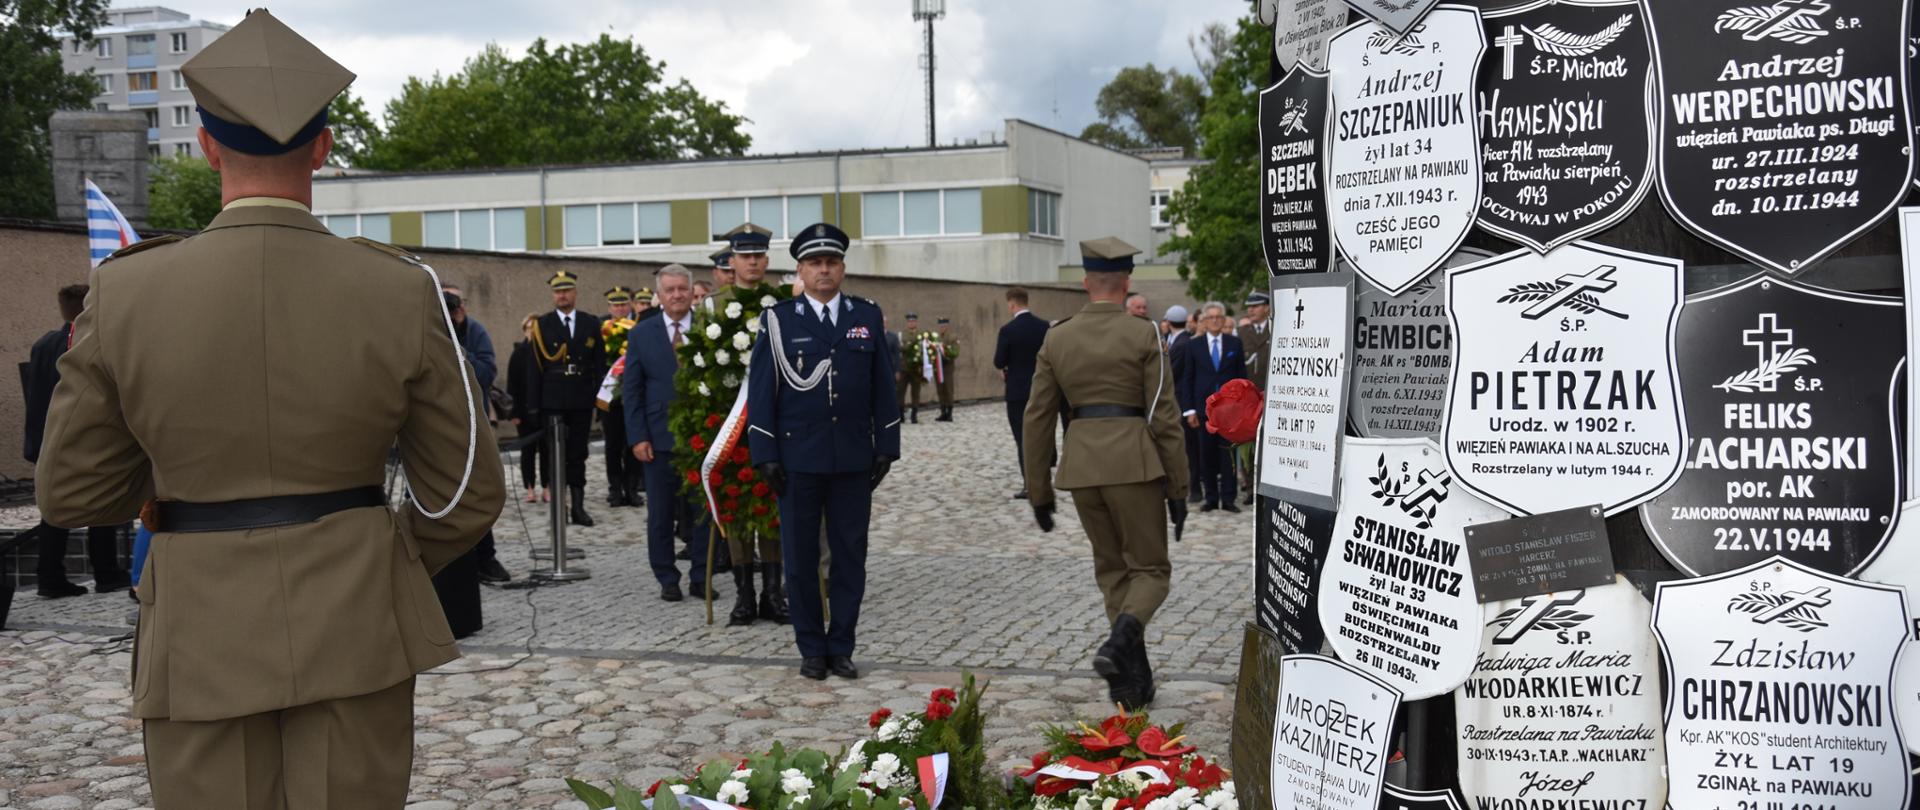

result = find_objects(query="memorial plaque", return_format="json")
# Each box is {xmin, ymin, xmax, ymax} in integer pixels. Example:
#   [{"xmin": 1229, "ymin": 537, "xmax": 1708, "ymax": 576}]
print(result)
[
  {"xmin": 1653, "ymin": 556, "xmax": 1911, "ymax": 810},
  {"xmin": 1261, "ymin": 64, "xmax": 1333, "ymax": 276},
  {"xmin": 1456, "ymin": 577, "xmax": 1667, "ymax": 809},
  {"xmin": 1318, "ymin": 436, "xmax": 1509, "ymax": 699},
  {"xmin": 1275, "ymin": 0, "xmax": 1351, "ymax": 71},
  {"xmin": 1256, "ymin": 497, "xmax": 1339, "ymax": 653},
  {"xmin": 1271, "ymin": 654, "xmax": 1402, "ymax": 810},
  {"xmin": 1232, "ymin": 623, "xmax": 1286, "ymax": 810},
  {"xmin": 1640, "ymin": 272, "xmax": 1904, "ymax": 577},
  {"xmin": 1476, "ymin": 0, "xmax": 1654, "ymax": 253},
  {"xmin": 1860, "ymin": 500, "xmax": 1920, "ymax": 755},
  {"xmin": 1349, "ymin": 247, "xmax": 1493, "ymax": 441},
  {"xmin": 1444, "ymin": 241, "xmax": 1687, "ymax": 517},
  {"xmin": 1645, "ymin": 0, "xmax": 1914, "ymax": 273},
  {"xmin": 1260, "ymin": 272, "xmax": 1356, "ymax": 510},
  {"xmin": 1463, "ymin": 503, "xmax": 1617, "ymax": 603},
  {"xmin": 1327, "ymin": 5, "xmax": 1487, "ymax": 295}
]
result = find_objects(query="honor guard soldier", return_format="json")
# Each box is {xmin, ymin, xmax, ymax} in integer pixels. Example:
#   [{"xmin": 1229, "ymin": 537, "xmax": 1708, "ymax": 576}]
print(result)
[
  {"xmin": 33, "ymin": 9, "xmax": 505, "ymax": 806},
  {"xmin": 901, "ymin": 312, "xmax": 924, "ymax": 422},
  {"xmin": 933, "ymin": 317, "xmax": 959, "ymax": 421},
  {"xmin": 747, "ymin": 223, "xmax": 902, "ymax": 681},
  {"xmin": 1235, "ymin": 291, "xmax": 1272, "ymax": 506},
  {"xmin": 600, "ymin": 286, "xmax": 641, "ymax": 508},
  {"xmin": 1023, "ymin": 237, "xmax": 1188, "ymax": 709},
  {"xmin": 530, "ymin": 270, "xmax": 607, "ymax": 527}
]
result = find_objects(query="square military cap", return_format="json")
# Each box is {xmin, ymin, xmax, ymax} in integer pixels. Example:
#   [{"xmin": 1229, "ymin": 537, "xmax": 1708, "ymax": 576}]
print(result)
[
  {"xmin": 182, "ymin": 9, "xmax": 354, "ymax": 155},
  {"xmin": 1080, "ymin": 237, "xmax": 1141, "ymax": 273},
  {"xmin": 604, "ymin": 286, "xmax": 633, "ymax": 304},
  {"xmin": 547, "ymin": 271, "xmax": 578, "ymax": 291},
  {"xmin": 725, "ymin": 223, "xmax": 773, "ymax": 254},
  {"xmin": 709, "ymin": 249, "xmax": 733, "ymax": 269}
]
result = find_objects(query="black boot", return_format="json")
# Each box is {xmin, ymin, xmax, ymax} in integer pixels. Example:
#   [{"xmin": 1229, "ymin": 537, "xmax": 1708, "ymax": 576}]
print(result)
[
  {"xmin": 909, "ymin": 407, "xmax": 919, "ymax": 424},
  {"xmin": 759, "ymin": 562, "xmax": 790, "ymax": 624},
  {"xmin": 626, "ymin": 475, "xmax": 643, "ymax": 508},
  {"xmin": 1130, "ymin": 624, "xmax": 1157, "ymax": 708},
  {"xmin": 728, "ymin": 564, "xmax": 757, "ymax": 626},
  {"xmin": 1092, "ymin": 613, "xmax": 1145, "ymax": 708},
  {"xmin": 935, "ymin": 407, "xmax": 953, "ymax": 422},
  {"xmin": 570, "ymin": 486, "xmax": 596, "ymax": 527}
]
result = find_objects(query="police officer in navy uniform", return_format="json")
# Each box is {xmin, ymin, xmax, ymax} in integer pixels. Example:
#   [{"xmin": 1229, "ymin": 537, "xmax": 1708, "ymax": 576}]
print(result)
[
  {"xmin": 528, "ymin": 270, "xmax": 606, "ymax": 527},
  {"xmin": 746, "ymin": 222, "xmax": 901, "ymax": 681}
]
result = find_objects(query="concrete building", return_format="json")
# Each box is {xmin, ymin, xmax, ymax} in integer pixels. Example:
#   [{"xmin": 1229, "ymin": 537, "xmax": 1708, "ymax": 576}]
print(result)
[
  {"xmin": 308, "ymin": 120, "xmax": 1153, "ymax": 285},
  {"xmin": 1139, "ymin": 147, "xmax": 1206, "ymax": 277},
  {"xmin": 55, "ymin": 6, "xmax": 230, "ymax": 160}
]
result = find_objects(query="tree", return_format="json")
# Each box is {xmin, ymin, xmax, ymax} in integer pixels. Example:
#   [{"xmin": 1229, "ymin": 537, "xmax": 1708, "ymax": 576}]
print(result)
[
  {"xmin": 1161, "ymin": 16, "xmax": 1266, "ymax": 303},
  {"xmin": 357, "ymin": 35, "xmax": 750, "ymax": 171},
  {"xmin": 146, "ymin": 153, "xmax": 220, "ymax": 230},
  {"xmin": 0, "ymin": 0, "xmax": 107, "ymax": 219},
  {"xmin": 327, "ymin": 89, "xmax": 381, "ymax": 169},
  {"xmin": 1077, "ymin": 64, "xmax": 1204, "ymax": 154}
]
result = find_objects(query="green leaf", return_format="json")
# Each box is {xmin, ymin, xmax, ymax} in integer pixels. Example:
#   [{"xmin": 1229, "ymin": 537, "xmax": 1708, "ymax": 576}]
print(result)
[
  {"xmin": 613, "ymin": 782, "xmax": 650, "ymax": 810},
  {"xmin": 566, "ymin": 778, "xmax": 616, "ymax": 809}
]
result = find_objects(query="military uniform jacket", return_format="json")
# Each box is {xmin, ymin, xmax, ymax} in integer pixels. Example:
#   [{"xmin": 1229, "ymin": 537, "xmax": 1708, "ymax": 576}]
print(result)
[
  {"xmin": 34, "ymin": 204, "xmax": 505, "ymax": 723},
  {"xmin": 1022, "ymin": 301, "xmax": 1188, "ymax": 507},
  {"xmin": 1237, "ymin": 319, "xmax": 1272, "ymax": 393},
  {"xmin": 527, "ymin": 309, "xmax": 606, "ymax": 412},
  {"xmin": 746, "ymin": 295, "xmax": 902, "ymax": 474}
]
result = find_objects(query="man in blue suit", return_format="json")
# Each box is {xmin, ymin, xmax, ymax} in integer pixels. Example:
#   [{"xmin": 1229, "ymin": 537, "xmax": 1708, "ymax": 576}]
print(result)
[
  {"xmin": 993, "ymin": 287, "xmax": 1048, "ymax": 500},
  {"xmin": 623, "ymin": 265, "xmax": 713, "ymax": 602},
  {"xmin": 1176, "ymin": 301, "xmax": 1246, "ymax": 513},
  {"xmin": 747, "ymin": 222, "xmax": 902, "ymax": 681}
]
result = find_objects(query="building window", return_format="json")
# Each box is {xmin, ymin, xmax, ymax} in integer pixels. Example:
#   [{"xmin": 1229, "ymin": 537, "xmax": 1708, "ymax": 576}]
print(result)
[
  {"xmin": 324, "ymin": 215, "xmax": 359, "ymax": 238},
  {"xmin": 127, "ymin": 34, "xmax": 154, "ymax": 56},
  {"xmin": 361, "ymin": 214, "xmax": 391, "ymax": 243},
  {"xmin": 129, "ymin": 72, "xmax": 158, "ymax": 92},
  {"xmin": 599, "ymin": 203, "xmax": 635, "ymax": 246},
  {"xmin": 95, "ymin": 38, "xmax": 112, "ymax": 58},
  {"xmin": 94, "ymin": 102, "xmax": 109, "ymax": 111},
  {"xmin": 1028, "ymin": 189, "xmax": 1061, "ymax": 237},
  {"xmin": 901, "ymin": 191, "xmax": 940, "ymax": 236},
  {"xmin": 171, "ymin": 105, "xmax": 191, "ymax": 127},
  {"xmin": 73, "ymin": 39, "xmax": 83, "ymax": 54},
  {"xmin": 170, "ymin": 70, "xmax": 185, "ymax": 90},
  {"xmin": 458, "ymin": 209, "xmax": 492, "ymax": 250},
  {"xmin": 146, "ymin": 144, "xmax": 159, "ymax": 157},
  {"xmin": 173, "ymin": 142, "xmax": 191, "ymax": 156},
  {"xmin": 943, "ymin": 188, "xmax": 981, "ymax": 234},
  {"xmin": 170, "ymin": 32, "xmax": 188, "ymax": 53},
  {"xmin": 864, "ymin": 193, "xmax": 900, "ymax": 238},
  {"xmin": 786, "ymin": 195, "xmax": 823, "ymax": 231},
  {"xmin": 709, "ymin": 198, "xmax": 746, "ymax": 241},
  {"xmin": 493, "ymin": 209, "xmax": 526, "ymax": 251},
  {"xmin": 423, "ymin": 211, "xmax": 457, "ymax": 249},
  {"xmin": 1149, "ymin": 189, "xmax": 1171, "ymax": 227},
  {"xmin": 564, "ymin": 205, "xmax": 598, "ymax": 247},
  {"xmin": 637, "ymin": 202, "xmax": 671, "ymax": 244},
  {"xmin": 748, "ymin": 196, "xmax": 783, "ymax": 237},
  {"xmin": 96, "ymin": 73, "xmax": 111, "ymax": 95},
  {"xmin": 141, "ymin": 108, "xmax": 158, "ymax": 129},
  {"xmin": 863, "ymin": 188, "xmax": 982, "ymax": 238}
]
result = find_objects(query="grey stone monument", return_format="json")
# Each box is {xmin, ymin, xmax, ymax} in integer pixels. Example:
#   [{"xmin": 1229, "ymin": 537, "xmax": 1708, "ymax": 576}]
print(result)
[{"xmin": 50, "ymin": 111, "xmax": 149, "ymax": 227}]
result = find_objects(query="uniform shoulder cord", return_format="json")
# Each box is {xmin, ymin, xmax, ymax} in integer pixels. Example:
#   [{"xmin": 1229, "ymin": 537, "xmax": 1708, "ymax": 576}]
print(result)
[{"xmin": 529, "ymin": 317, "xmax": 568, "ymax": 366}]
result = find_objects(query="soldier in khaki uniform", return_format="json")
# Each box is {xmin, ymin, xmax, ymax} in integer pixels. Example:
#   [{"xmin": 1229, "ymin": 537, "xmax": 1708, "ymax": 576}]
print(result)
[
  {"xmin": 33, "ymin": 11, "xmax": 504, "ymax": 808},
  {"xmin": 932, "ymin": 317, "xmax": 959, "ymax": 421},
  {"xmin": 1023, "ymin": 237, "xmax": 1188, "ymax": 710},
  {"xmin": 1234, "ymin": 291, "xmax": 1272, "ymax": 506}
]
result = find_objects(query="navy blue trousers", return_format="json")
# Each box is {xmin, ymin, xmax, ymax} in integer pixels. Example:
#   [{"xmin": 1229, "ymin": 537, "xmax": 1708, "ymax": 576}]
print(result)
[
  {"xmin": 778, "ymin": 471, "xmax": 871, "ymax": 658},
  {"xmin": 643, "ymin": 449, "xmax": 707, "ymax": 587}
]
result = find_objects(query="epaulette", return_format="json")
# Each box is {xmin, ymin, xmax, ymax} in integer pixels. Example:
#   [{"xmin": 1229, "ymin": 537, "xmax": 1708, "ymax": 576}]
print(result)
[
  {"xmin": 348, "ymin": 236, "xmax": 425, "ymax": 265},
  {"xmin": 849, "ymin": 295, "xmax": 878, "ymax": 308},
  {"xmin": 101, "ymin": 234, "xmax": 183, "ymax": 263}
]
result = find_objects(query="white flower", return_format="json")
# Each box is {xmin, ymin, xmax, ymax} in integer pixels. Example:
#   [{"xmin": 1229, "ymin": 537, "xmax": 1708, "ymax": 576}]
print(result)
[
  {"xmin": 779, "ymin": 769, "xmax": 814, "ymax": 795},
  {"xmin": 790, "ymin": 794, "xmax": 811, "ymax": 807},
  {"xmin": 732, "ymin": 769, "xmax": 754, "ymax": 780},
  {"xmin": 855, "ymin": 787, "xmax": 875, "ymax": 800},
  {"xmin": 746, "ymin": 316, "xmax": 761, "ymax": 334},
  {"xmin": 726, "ymin": 301, "xmax": 745, "ymax": 319},
  {"xmin": 1075, "ymin": 795, "xmax": 1094, "ymax": 810},
  {"xmin": 670, "ymin": 785, "xmax": 689, "ymax": 796},
  {"xmin": 897, "ymin": 717, "xmax": 923, "ymax": 744},
  {"xmin": 871, "ymin": 752, "xmax": 902, "ymax": 777},
  {"xmin": 1212, "ymin": 798, "xmax": 1237, "ymax": 810},
  {"xmin": 717, "ymin": 780, "xmax": 750, "ymax": 805},
  {"xmin": 1169, "ymin": 787, "xmax": 1200, "ymax": 806},
  {"xmin": 706, "ymin": 323, "xmax": 724, "ymax": 340},
  {"xmin": 715, "ymin": 349, "xmax": 731, "ymax": 366},
  {"xmin": 733, "ymin": 330, "xmax": 753, "ymax": 351},
  {"xmin": 875, "ymin": 719, "xmax": 900, "ymax": 742},
  {"xmin": 1203, "ymin": 790, "xmax": 1234, "ymax": 810},
  {"xmin": 869, "ymin": 770, "xmax": 893, "ymax": 790},
  {"xmin": 692, "ymin": 352, "xmax": 707, "ymax": 368},
  {"xmin": 841, "ymin": 740, "xmax": 868, "ymax": 770},
  {"xmin": 698, "ymin": 382, "xmax": 712, "ymax": 397},
  {"xmin": 1102, "ymin": 798, "xmax": 1120, "ymax": 810},
  {"xmin": 1144, "ymin": 799, "xmax": 1176, "ymax": 810},
  {"xmin": 762, "ymin": 295, "xmax": 779, "ymax": 307}
]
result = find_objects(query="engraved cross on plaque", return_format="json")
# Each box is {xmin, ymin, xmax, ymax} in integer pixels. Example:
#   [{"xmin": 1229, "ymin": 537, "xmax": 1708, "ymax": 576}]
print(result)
[
  {"xmin": 1741, "ymin": 313, "xmax": 1794, "ymax": 392},
  {"xmin": 1520, "ymin": 265, "xmax": 1617, "ymax": 320},
  {"xmin": 1294, "ymin": 297, "xmax": 1306, "ymax": 329},
  {"xmin": 1494, "ymin": 25, "xmax": 1525, "ymax": 81},
  {"xmin": 1753, "ymin": 586, "xmax": 1831, "ymax": 624},
  {"xmin": 1400, "ymin": 467, "xmax": 1451, "ymax": 514},
  {"xmin": 1745, "ymin": 0, "xmax": 1830, "ymax": 41}
]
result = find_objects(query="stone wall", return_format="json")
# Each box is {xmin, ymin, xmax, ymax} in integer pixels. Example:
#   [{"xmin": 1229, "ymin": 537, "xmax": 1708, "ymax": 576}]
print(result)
[{"xmin": 50, "ymin": 112, "xmax": 149, "ymax": 227}]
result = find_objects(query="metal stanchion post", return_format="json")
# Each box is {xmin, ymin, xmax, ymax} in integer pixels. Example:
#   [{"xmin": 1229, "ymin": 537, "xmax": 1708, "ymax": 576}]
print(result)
[{"xmin": 534, "ymin": 414, "xmax": 590, "ymax": 582}]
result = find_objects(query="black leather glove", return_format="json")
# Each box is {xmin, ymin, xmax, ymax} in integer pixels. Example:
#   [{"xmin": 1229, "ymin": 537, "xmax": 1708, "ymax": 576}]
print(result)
[
  {"xmin": 1167, "ymin": 498, "xmax": 1188, "ymax": 542},
  {"xmin": 870, "ymin": 457, "xmax": 894, "ymax": 491},
  {"xmin": 755, "ymin": 462, "xmax": 787, "ymax": 497},
  {"xmin": 1033, "ymin": 503, "xmax": 1055, "ymax": 532}
]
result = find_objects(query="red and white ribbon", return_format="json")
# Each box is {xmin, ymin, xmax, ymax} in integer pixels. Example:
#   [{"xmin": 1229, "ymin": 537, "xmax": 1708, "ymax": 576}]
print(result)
[
  {"xmin": 699, "ymin": 385, "xmax": 750, "ymax": 530},
  {"xmin": 917, "ymin": 753, "xmax": 951, "ymax": 809}
]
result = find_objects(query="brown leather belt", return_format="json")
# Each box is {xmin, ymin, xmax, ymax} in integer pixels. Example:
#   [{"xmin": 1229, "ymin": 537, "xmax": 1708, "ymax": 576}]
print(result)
[{"xmin": 153, "ymin": 486, "xmax": 386, "ymax": 533}]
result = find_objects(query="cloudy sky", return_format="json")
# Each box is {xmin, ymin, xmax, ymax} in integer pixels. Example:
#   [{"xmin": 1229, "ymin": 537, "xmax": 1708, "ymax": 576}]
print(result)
[{"xmin": 173, "ymin": 0, "xmax": 1250, "ymax": 154}]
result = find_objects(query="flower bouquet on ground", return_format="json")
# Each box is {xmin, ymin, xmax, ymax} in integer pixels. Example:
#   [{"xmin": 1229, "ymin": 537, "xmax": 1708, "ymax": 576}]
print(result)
[{"xmin": 1009, "ymin": 711, "xmax": 1234, "ymax": 810}]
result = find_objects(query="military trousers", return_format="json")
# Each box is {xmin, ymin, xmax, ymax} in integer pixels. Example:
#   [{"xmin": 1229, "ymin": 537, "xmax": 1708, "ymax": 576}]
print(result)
[
  {"xmin": 600, "ymin": 406, "xmax": 634, "ymax": 494},
  {"xmin": 1068, "ymin": 479, "xmax": 1172, "ymax": 626},
  {"xmin": 935, "ymin": 363, "xmax": 955, "ymax": 410},
  {"xmin": 542, "ymin": 409, "xmax": 592, "ymax": 488},
  {"xmin": 778, "ymin": 471, "xmax": 870, "ymax": 658},
  {"xmin": 903, "ymin": 376, "xmax": 925, "ymax": 413},
  {"xmin": 143, "ymin": 676, "xmax": 415, "ymax": 809}
]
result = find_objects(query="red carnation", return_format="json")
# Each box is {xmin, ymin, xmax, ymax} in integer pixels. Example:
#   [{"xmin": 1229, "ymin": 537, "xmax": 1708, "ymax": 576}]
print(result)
[
  {"xmin": 724, "ymin": 484, "xmax": 741, "ymax": 497},
  {"xmin": 708, "ymin": 471, "xmax": 723, "ymax": 486},
  {"xmin": 930, "ymin": 688, "xmax": 957, "ymax": 704},
  {"xmin": 752, "ymin": 482, "xmax": 770, "ymax": 497},
  {"xmin": 686, "ymin": 470, "xmax": 700, "ymax": 484},
  {"xmin": 722, "ymin": 499, "xmax": 739, "ymax": 511},
  {"xmin": 735, "ymin": 467, "xmax": 754, "ymax": 482},
  {"xmin": 925, "ymin": 699, "xmax": 954, "ymax": 721},
  {"xmin": 706, "ymin": 414, "xmax": 723, "ymax": 428},
  {"xmin": 869, "ymin": 708, "xmax": 892, "ymax": 728},
  {"xmin": 731, "ymin": 446, "xmax": 750, "ymax": 464},
  {"xmin": 752, "ymin": 504, "xmax": 770, "ymax": 516},
  {"xmin": 720, "ymin": 513, "xmax": 736, "ymax": 524},
  {"xmin": 690, "ymin": 434, "xmax": 707, "ymax": 451}
]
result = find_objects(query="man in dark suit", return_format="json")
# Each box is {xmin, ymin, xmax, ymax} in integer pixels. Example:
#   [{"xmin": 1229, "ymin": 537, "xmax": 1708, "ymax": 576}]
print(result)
[
  {"xmin": 747, "ymin": 222, "xmax": 901, "ymax": 681},
  {"xmin": 21, "ymin": 284, "xmax": 129, "ymax": 598},
  {"xmin": 527, "ymin": 270, "xmax": 607, "ymax": 527},
  {"xmin": 624, "ymin": 265, "xmax": 712, "ymax": 602},
  {"xmin": 993, "ymin": 287, "xmax": 1048, "ymax": 500},
  {"xmin": 1177, "ymin": 302, "xmax": 1246, "ymax": 512},
  {"xmin": 1163, "ymin": 305, "xmax": 1201, "ymax": 504}
]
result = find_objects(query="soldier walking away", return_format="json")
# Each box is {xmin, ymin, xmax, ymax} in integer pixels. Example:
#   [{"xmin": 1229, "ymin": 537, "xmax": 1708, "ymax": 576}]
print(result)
[
  {"xmin": 1023, "ymin": 237, "xmax": 1187, "ymax": 710},
  {"xmin": 33, "ymin": 10, "xmax": 505, "ymax": 806},
  {"xmin": 748, "ymin": 223, "xmax": 901, "ymax": 681},
  {"xmin": 530, "ymin": 270, "xmax": 606, "ymax": 527}
]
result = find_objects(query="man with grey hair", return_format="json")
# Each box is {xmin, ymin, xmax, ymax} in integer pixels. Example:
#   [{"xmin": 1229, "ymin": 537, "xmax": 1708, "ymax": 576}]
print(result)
[
  {"xmin": 624, "ymin": 264, "xmax": 713, "ymax": 601},
  {"xmin": 1125, "ymin": 292, "xmax": 1150, "ymax": 320},
  {"xmin": 1174, "ymin": 301, "xmax": 1246, "ymax": 512}
]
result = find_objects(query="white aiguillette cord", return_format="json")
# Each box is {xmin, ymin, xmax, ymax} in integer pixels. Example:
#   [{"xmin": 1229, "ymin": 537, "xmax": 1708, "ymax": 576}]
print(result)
[
  {"xmin": 767, "ymin": 304, "xmax": 832, "ymax": 392},
  {"xmin": 406, "ymin": 260, "xmax": 477, "ymax": 520}
]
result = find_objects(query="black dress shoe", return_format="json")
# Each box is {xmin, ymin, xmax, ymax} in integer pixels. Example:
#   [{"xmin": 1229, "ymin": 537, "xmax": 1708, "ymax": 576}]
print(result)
[
  {"xmin": 1187, "ymin": 492, "xmax": 1204, "ymax": 504},
  {"xmin": 1012, "ymin": 489, "xmax": 1028, "ymax": 500},
  {"xmin": 828, "ymin": 655, "xmax": 860, "ymax": 679},
  {"xmin": 800, "ymin": 656, "xmax": 829, "ymax": 680},
  {"xmin": 38, "ymin": 580, "xmax": 86, "ymax": 599},
  {"xmin": 1199, "ymin": 502, "xmax": 1219, "ymax": 512},
  {"xmin": 689, "ymin": 580, "xmax": 716, "ymax": 600},
  {"xmin": 93, "ymin": 575, "xmax": 131, "ymax": 594},
  {"xmin": 478, "ymin": 558, "xmax": 512, "ymax": 583},
  {"xmin": 1222, "ymin": 502, "xmax": 1241, "ymax": 514},
  {"xmin": 676, "ymin": 545, "xmax": 693, "ymax": 561},
  {"xmin": 660, "ymin": 583, "xmax": 684, "ymax": 602}
]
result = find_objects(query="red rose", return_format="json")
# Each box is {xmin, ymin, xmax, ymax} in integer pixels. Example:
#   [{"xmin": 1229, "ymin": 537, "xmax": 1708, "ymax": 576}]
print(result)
[
  {"xmin": 771, "ymin": 518, "xmax": 780, "ymax": 529},
  {"xmin": 752, "ymin": 482, "xmax": 770, "ymax": 497},
  {"xmin": 735, "ymin": 467, "xmax": 754, "ymax": 482},
  {"xmin": 720, "ymin": 513, "xmax": 736, "ymax": 524},
  {"xmin": 708, "ymin": 471, "xmax": 724, "ymax": 486},
  {"xmin": 706, "ymin": 414, "xmax": 723, "ymax": 428},
  {"xmin": 751, "ymin": 504, "xmax": 769, "ymax": 516},
  {"xmin": 690, "ymin": 434, "xmax": 708, "ymax": 451},
  {"xmin": 731, "ymin": 446, "xmax": 750, "ymax": 464},
  {"xmin": 646, "ymin": 780, "xmax": 662, "ymax": 798},
  {"xmin": 722, "ymin": 499, "xmax": 739, "ymax": 511},
  {"xmin": 686, "ymin": 470, "xmax": 700, "ymax": 484},
  {"xmin": 869, "ymin": 708, "xmax": 892, "ymax": 728},
  {"xmin": 925, "ymin": 699, "xmax": 954, "ymax": 721},
  {"xmin": 724, "ymin": 484, "xmax": 741, "ymax": 497},
  {"xmin": 930, "ymin": 688, "xmax": 957, "ymax": 704}
]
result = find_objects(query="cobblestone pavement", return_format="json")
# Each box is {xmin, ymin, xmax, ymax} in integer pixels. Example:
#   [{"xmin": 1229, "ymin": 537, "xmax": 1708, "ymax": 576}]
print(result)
[{"xmin": 1, "ymin": 403, "xmax": 1254, "ymax": 808}]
